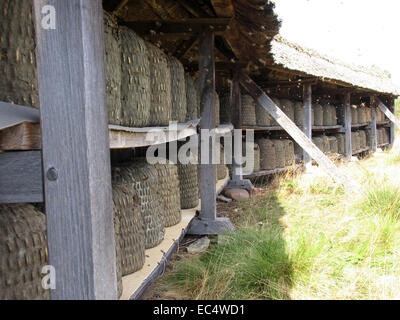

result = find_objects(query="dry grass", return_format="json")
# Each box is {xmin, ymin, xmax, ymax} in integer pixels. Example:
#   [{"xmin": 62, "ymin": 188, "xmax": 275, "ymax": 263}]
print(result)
[{"xmin": 156, "ymin": 138, "xmax": 400, "ymax": 300}]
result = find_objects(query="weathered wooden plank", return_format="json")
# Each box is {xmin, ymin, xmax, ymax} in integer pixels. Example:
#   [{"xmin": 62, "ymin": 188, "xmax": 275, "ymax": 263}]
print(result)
[
  {"xmin": 0, "ymin": 151, "xmax": 43, "ymax": 203},
  {"xmin": 198, "ymin": 31, "xmax": 216, "ymax": 219},
  {"xmin": 188, "ymin": 31, "xmax": 234, "ymax": 235},
  {"xmin": 33, "ymin": 0, "xmax": 116, "ymax": 299},
  {"xmin": 377, "ymin": 98, "xmax": 400, "ymax": 129},
  {"xmin": 344, "ymin": 92, "xmax": 352, "ymax": 159},
  {"xmin": 370, "ymin": 96, "xmax": 377, "ymax": 152},
  {"xmin": 0, "ymin": 122, "xmax": 41, "ymax": 150},
  {"xmin": 239, "ymin": 73, "xmax": 349, "ymax": 186},
  {"xmin": 0, "ymin": 101, "xmax": 40, "ymax": 130},
  {"xmin": 124, "ymin": 18, "xmax": 230, "ymax": 35},
  {"xmin": 210, "ymin": 0, "xmax": 235, "ymax": 18},
  {"xmin": 0, "ymin": 121, "xmax": 199, "ymax": 151},
  {"xmin": 303, "ymin": 84, "xmax": 312, "ymax": 167}
]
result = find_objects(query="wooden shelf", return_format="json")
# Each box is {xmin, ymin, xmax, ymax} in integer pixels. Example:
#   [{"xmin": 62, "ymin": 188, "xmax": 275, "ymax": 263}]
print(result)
[
  {"xmin": 312, "ymin": 125, "xmax": 343, "ymax": 131},
  {"xmin": 0, "ymin": 120, "xmax": 201, "ymax": 151},
  {"xmin": 241, "ymin": 125, "xmax": 283, "ymax": 131},
  {"xmin": 352, "ymin": 147, "xmax": 370, "ymax": 155},
  {"xmin": 241, "ymin": 125, "xmax": 344, "ymax": 132},
  {"xmin": 244, "ymin": 165, "xmax": 294, "ymax": 179},
  {"xmin": 376, "ymin": 121, "xmax": 390, "ymax": 126},
  {"xmin": 109, "ymin": 120, "xmax": 200, "ymax": 149},
  {"xmin": 120, "ymin": 171, "xmax": 230, "ymax": 300},
  {"xmin": 378, "ymin": 143, "xmax": 390, "ymax": 148},
  {"xmin": 351, "ymin": 123, "xmax": 370, "ymax": 128}
]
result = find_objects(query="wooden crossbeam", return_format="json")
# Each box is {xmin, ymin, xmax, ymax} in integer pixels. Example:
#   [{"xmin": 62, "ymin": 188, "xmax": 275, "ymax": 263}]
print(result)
[
  {"xmin": 377, "ymin": 98, "xmax": 400, "ymax": 128},
  {"xmin": 238, "ymin": 72, "xmax": 350, "ymax": 187},
  {"xmin": 123, "ymin": 18, "xmax": 230, "ymax": 35},
  {"xmin": 174, "ymin": 36, "xmax": 198, "ymax": 59}
]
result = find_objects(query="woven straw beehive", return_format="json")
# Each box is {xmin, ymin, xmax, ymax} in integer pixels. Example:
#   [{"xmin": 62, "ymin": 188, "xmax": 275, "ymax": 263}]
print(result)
[
  {"xmin": 312, "ymin": 136, "xmax": 324, "ymax": 153},
  {"xmin": 241, "ymin": 95, "xmax": 256, "ymax": 126},
  {"xmin": 258, "ymin": 138, "xmax": 276, "ymax": 170},
  {"xmin": 359, "ymin": 130, "xmax": 366, "ymax": 149},
  {"xmin": 120, "ymin": 27, "xmax": 151, "ymax": 127},
  {"xmin": 366, "ymin": 108, "xmax": 372, "ymax": 122},
  {"xmin": 169, "ymin": 56, "xmax": 187, "ymax": 123},
  {"xmin": 270, "ymin": 98, "xmax": 280, "ymax": 126},
  {"xmin": 321, "ymin": 135, "xmax": 330, "ymax": 153},
  {"xmin": 242, "ymin": 142, "xmax": 260, "ymax": 174},
  {"xmin": 358, "ymin": 108, "xmax": 367, "ymax": 124},
  {"xmin": 216, "ymin": 144, "xmax": 228, "ymax": 180},
  {"xmin": 112, "ymin": 183, "xmax": 145, "ymax": 275},
  {"xmin": 351, "ymin": 106, "xmax": 358, "ymax": 124},
  {"xmin": 336, "ymin": 133, "xmax": 346, "ymax": 154},
  {"xmin": 103, "ymin": 11, "xmax": 122, "ymax": 125},
  {"xmin": 0, "ymin": 204, "xmax": 49, "ymax": 300},
  {"xmin": 255, "ymin": 101, "xmax": 271, "ymax": 127},
  {"xmin": 313, "ymin": 104, "xmax": 323, "ymax": 126},
  {"xmin": 328, "ymin": 136, "xmax": 338, "ymax": 154},
  {"xmin": 284, "ymin": 140, "xmax": 295, "ymax": 167},
  {"xmin": 154, "ymin": 162, "xmax": 182, "ymax": 227},
  {"xmin": 330, "ymin": 105, "xmax": 337, "ymax": 125},
  {"xmin": 0, "ymin": 0, "xmax": 38, "ymax": 108},
  {"xmin": 273, "ymin": 139, "xmax": 286, "ymax": 168},
  {"xmin": 112, "ymin": 160, "xmax": 164, "ymax": 249},
  {"xmin": 280, "ymin": 99, "xmax": 295, "ymax": 122},
  {"xmin": 177, "ymin": 161, "xmax": 199, "ymax": 209},
  {"xmin": 185, "ymin": 75, "xmax": 199, "ymax": 121},
  {"xmin": 351, "ymin": 131, "xmax": 360, "ymax": 152},
  {"xmin": 323, "ymin": 104, "xmax": 331, "ymax": 126},
  {"xmin": 219, "ymin": 92, "xmax": 231, "ymax": 124},
  {"xmin": 294, "ymin": 102, "xmax": 304, "ymax": 127},
  {"xmin": 146, "ymin": 42, "xmax": 172, "ymax": 126}
]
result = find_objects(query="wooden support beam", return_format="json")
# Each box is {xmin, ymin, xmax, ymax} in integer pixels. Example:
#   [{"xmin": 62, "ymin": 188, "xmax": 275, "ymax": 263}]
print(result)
[
  {"xmin": 239, "ymin": 73, "xmax": 349, "ymax": 187},
  {"xmin": 33, "ymin": 0, "xmax": 116, "ymax": 299},
  {"xmin": 0, "ymin": 122, "xmax": 41, "ymax": 150},
  {"xmin": 177, "ymin": 0, "xmax": 210, "ymax": 18},
  {"xmin": 184, "ymin": 61, "xmax": 247, "ymax": 72},
  {"xmin": 303, "ymin": 84, "xmax": 312, "ymax": 168},
  {"xmin": 0, "ymin": 151, "xmax": 43, "ymax": 203},
  {"xmin": 370, "ymin": 96, "xmax": 377, "ymax": 152},
  {"xmin": 188, "ymin": 31, "xmax": 234, "ymax": 235},
  {"xmin": 344, "ymin": 92, "xmax": 352, "ymax": 159},
  {"xmin": 123, "ymin": 18, "xmax": 230, "ymax": 36},
  {"xmin": 174, "ymin": 36, "xmax": 198, "ymax": 59},
  {"xmin": 377, "ymin": 98, "xmax": 400, "ymax": 129}
]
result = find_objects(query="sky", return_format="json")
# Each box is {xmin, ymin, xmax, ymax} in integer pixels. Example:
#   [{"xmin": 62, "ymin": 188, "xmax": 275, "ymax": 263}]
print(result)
[{"xmin": 273, "ymin": 0, "xmax": 400, "ymax": 86}]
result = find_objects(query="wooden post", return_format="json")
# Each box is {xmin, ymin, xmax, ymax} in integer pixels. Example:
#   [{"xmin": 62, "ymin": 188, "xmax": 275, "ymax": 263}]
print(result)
[
  {"xmin": 33, "ymin": 0, "xmax": 117, "ymax": 299},
  {"xmin": 303, "ymin": 84, "xmax": 312, "ymax": 168},
  {"xmin": 226, "ymin": 70, "xmax": 253, "ymax": 190},
  {"xmin": 344, "ymin": 92, "xmax": 352, "ymax": 159},
  {"xmin": 370, "ymin": 96, "xmax": 377, "ymax": 152},
  {"xmin": 188, "ymin": 30, "xmax": 234, "ymax": 235},
  {"xmin": 389, "ymin": 99, "xmax": 396, "ymax": 146}
]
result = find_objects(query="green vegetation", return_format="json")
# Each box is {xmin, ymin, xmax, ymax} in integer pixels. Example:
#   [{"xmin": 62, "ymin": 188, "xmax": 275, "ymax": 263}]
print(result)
[{"xmin": 159, "ymin": 147, "xmax": 400, "ymax": 300}]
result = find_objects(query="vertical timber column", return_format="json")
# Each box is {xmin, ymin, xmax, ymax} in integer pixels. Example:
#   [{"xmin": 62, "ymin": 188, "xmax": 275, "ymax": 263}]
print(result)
[
  {"xmin": 344, "ymin": 92, "xmax": 352, "ymax": 159},
  {"xmin": 33, "ymin": 0, "xmax": 117, "ymax": 299},
  {"xmin": 370, "ymin": 96, "xmax": 377, "ymax": 152},
  {"xmin": 389, "ymin": 98, "xmax": 396, "ymax": 146},
  {"xmin": 226, "ymin": 69, "xmax": 253, "ymax": 189},
  {"xmin": 303, "ymin": 84, "xmax": 312, "ymax": 169},
  {"xmin": 188, "ymin": 30, "xmax": 234, "ymax": 235}
]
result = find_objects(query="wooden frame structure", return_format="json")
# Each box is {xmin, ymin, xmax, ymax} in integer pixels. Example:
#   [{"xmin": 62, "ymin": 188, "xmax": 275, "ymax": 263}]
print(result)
[{"xmin": 0, "ymin": 0, "xmax": 398, "ymax": 300}]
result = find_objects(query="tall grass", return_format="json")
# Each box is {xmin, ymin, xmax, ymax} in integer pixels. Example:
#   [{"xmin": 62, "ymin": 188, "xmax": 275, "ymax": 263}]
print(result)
[{"xmin": 160, "ymin": 153, "xmax": 400, "ymax": 300}]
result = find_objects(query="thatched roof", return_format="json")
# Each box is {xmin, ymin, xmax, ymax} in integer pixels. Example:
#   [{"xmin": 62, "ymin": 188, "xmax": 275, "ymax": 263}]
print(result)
[{"xmin": 269, "ymin": 35, "xmax": 400, "ymax": 96}]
